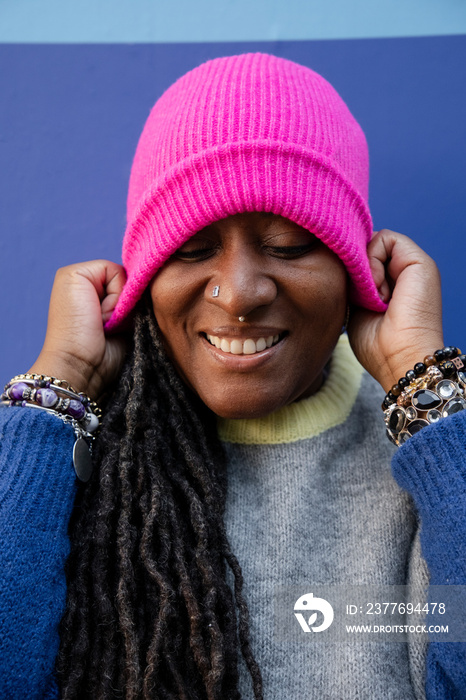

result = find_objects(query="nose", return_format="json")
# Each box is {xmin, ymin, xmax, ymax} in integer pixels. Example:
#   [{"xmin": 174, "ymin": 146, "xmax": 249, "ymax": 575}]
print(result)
[{"xmin": 207, "ymin": 249, "xmax": 277, "ymax": 318}]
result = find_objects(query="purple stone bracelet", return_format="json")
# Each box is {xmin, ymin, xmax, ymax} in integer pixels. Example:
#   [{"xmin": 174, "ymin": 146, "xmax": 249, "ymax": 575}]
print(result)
[
  {"xmin": 67, "ymin": 399, "xmax": 86, "ymax": 421},
  {"xmin": 36, "ymin": 387, "xmax": 59, "ymax": 408},
  {"xmin": 8, "ymin": 382, "xmax": 29, "ymax": 401},
  {"xmin": 5, "ymin": 381, "xmax": 90, "ymax": 423}
]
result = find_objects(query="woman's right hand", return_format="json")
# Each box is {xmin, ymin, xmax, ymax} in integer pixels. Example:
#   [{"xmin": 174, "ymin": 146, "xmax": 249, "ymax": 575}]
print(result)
[{"xmin": 28, "ymin": 261, "xmax": 129, "ymax": 401}]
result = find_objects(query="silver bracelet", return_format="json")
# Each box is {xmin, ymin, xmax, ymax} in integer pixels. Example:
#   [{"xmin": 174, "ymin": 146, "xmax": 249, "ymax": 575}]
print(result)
[{"xmin": 2, "ymin": 373, "xmax": 102, "ymax": 482}]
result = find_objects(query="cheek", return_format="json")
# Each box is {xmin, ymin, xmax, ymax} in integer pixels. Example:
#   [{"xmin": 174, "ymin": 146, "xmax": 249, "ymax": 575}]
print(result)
[
  {"xmin": 322, "ymin": 277, "xmax": 348, "ymax": 317},
  {"xmin": 149, "ymin": 261, "xmax": 207, "ymax": 321},
  {"xmin": 149, "ymin": 270, "xmax": 207, "ymax": 393},
  {"xmin": 301, "ymin": 259, "xmax": 348, "ymax": 319},
  {"xmin": 149, "ymin": 268, "xmax": 192, "ymax": 330},
  {"xmin": 149, "ymin": 272, "xmax": 177, "ymax": 321},
  {"xmin": 149, "ymin": 275, "xmax": 188, "ymax": 363}
]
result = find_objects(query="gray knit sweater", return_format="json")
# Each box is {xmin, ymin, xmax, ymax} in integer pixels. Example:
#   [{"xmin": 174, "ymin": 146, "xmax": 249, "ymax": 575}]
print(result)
[{"xmin": 218, "ymin": 337, "xmax": 429, "ymax": 699}]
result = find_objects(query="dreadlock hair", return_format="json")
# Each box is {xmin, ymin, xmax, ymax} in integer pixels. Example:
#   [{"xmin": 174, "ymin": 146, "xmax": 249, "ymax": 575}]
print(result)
[{"xmin": 56, "ymin": 295, "xmax": 263, "ymax": 700}]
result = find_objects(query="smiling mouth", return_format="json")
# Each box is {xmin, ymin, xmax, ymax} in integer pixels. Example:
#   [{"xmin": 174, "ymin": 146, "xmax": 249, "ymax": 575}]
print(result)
[{"xmin": 203, "ymin": 332, "xmax": 286, "ymax": 355}]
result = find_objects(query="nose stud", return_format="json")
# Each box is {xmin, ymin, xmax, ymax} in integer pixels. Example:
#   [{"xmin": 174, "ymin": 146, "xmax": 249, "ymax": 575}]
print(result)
[{"xmin": 212, "ymin": 284, "xmax": 246, "ymax": 322}]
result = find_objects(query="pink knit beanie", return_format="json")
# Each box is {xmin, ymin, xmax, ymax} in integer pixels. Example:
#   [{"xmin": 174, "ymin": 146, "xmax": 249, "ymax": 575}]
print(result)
[{"xmin": 106, "ymin": 52, "xmax": 386, "ymax": 331}]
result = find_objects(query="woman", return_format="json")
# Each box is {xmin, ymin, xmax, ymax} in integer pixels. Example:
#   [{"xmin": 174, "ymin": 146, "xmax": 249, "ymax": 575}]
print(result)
[{"xmin": 0, "ymin": 53, "xmax": 465, "ymax": 699}]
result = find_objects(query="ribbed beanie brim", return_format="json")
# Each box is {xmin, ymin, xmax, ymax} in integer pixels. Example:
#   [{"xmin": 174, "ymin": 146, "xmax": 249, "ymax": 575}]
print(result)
[{"xmin": 106, "ymin": 53, "xmax": 386, "ymax": 331}]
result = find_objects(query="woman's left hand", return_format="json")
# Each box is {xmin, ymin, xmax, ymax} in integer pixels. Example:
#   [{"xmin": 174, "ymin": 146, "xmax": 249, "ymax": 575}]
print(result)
[{"xmin": 348, "ymin": 229, "xmax": 445, "ymax": 393}]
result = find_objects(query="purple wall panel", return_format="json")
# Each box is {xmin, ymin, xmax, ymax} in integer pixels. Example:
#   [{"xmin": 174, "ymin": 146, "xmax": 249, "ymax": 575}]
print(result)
[{"xmin": 1, "ymin": 38, "xmax": 465, "ymax": 384}]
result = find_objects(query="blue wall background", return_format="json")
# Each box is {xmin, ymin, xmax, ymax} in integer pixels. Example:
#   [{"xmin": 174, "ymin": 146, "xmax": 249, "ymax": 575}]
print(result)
[
  {"xmin": 1, "ymin": 1, "xmax": 466, "ymax": 384},
  {"xmin": 1, "ymin": 0, "xmax": 465, "ymax": 42}
]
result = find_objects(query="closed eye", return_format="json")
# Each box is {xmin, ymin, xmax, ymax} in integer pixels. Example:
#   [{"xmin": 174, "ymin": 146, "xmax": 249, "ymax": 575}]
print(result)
[
  {"xmin": 266, "ymin": 242, "xmax": 320, "ymax": 258},
  {"xmin": 173, "ymin": 246, "xmax": 218, "ymax": 261}
]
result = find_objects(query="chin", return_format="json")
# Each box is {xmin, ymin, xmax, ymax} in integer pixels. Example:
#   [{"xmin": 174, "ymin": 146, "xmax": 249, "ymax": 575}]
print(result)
[{"xmin": 200, "ymin": 389, "xmax": 291, "ymax": 420}]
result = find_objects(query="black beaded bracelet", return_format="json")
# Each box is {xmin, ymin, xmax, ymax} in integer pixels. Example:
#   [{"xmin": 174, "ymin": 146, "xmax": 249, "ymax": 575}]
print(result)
[
  {"xmin": 382, "ymin": 346, "xmax": 466, "ymax": 446},
  {"xmin": 382, "ymin": 346, "xmax": 465, "ymax": 409}
]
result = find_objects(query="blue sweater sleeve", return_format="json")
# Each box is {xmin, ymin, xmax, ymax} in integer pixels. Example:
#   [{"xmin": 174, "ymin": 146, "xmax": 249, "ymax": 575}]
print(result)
[
  {"xmin": 391, "ymin": 411, "xmax": 466, "ymax": 700},
  {"xmin": 0, "ymin": 406, "xmax": 77, "ymax": 699}
]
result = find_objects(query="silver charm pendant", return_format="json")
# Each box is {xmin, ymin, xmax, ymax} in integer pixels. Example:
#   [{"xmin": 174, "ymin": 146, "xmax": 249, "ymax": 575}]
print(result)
[{"xmin": 73, "ymin": 437, "xmax": 93, "ymax": 482}]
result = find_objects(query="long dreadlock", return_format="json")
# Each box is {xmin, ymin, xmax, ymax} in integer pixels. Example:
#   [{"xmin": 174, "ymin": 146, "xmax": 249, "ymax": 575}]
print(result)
[{"xmin": 56, "ymin": 296, "xmax": 263, "ymax": 699}]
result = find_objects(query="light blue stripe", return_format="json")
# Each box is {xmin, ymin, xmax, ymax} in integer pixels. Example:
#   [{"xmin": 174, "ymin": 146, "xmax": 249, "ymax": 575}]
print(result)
[{"xmin": 1, "ymin": 0, "xmax": 466, "ymax": 42}]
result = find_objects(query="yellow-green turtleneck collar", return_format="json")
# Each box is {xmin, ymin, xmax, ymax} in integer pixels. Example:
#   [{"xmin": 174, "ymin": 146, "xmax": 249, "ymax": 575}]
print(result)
[{"xmin": 217, "ymin": 334, "xmax": 364, "ymax": 445}]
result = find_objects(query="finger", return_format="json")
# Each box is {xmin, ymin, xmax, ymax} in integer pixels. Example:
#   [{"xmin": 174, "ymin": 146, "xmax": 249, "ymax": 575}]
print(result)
[
  {"xmin": 70, "ymin": 261, "xmax": 126, "ymax": 323},
  {"xmin": 368, "ymin": 230, "xmax": 433, "ymax": 303},
  {"xmin": 367, "ymin": 231, "xmax": 391, "ymax": 302},
  {"xmin": 370, "ymin": 229, "xmax": 434, "ymax": 277},
  {"xmin": 100, "ymin": 266, "xmax": 127, "ymax": 322},
  {"xmin": 72, "ymin": 260, "xmax": 125, "ymax": 297}
]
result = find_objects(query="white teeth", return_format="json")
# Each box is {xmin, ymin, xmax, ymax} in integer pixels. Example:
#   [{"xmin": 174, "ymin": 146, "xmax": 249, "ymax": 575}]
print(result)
[
  {"xmin": 230, "ymin": 339, "xmax": 243, "ymax": 354},
  {"xmin": 206, "ymin": 334, "xmax": 282, "ymax": 354},
  {"xmin": 243, "ymin": 339, "xmax": 256, "ymax": 355}
]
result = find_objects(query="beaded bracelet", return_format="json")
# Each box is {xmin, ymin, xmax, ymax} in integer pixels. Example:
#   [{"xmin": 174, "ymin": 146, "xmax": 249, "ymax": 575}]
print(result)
[
  {"xmin": 1, "ymin": 374, "xmax": 102, "ymax": 482},
  {"xmin": 382, "ymin": 347, "xmax": 466, "ymax": 446}
]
